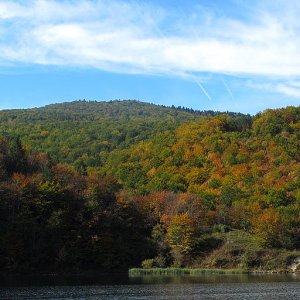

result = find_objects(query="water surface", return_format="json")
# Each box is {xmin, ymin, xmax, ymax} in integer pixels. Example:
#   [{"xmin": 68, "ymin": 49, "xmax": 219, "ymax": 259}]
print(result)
[{"xmin": 0, "ymin": 273, "xmax": 299, "ymax": 299}]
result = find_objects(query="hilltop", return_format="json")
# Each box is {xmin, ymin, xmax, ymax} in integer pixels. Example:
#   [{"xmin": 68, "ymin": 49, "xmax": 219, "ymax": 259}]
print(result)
[
  {"xmin": 0, "ymin": 99, "xmax": 240, "ymax": 121},
  {"xmin": 0, "ymin": 100, "xmax": 245, "ymax": 168}
]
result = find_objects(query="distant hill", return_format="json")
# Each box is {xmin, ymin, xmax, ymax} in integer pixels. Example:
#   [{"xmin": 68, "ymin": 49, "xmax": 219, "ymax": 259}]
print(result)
[
  {"xmin": 0, "ymin": 100, "xmax": 246, "ymax": 169},
  {"xmin": 0, "ymin": 99, "xmax": 243, "ymax": 121}
]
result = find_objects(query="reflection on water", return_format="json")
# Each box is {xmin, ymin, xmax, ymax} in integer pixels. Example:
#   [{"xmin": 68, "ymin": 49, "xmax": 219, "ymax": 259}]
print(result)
[
  {"xmin": 0, "ymin": 273, "xmax": 129, "ymax": 287},
  {"xmin": 0, "ymin": 273, "xmax": 299, "ymax": 300},
  {"xmin": 129, "ymin": 273, "xmax": 300, "ymax": 284}
]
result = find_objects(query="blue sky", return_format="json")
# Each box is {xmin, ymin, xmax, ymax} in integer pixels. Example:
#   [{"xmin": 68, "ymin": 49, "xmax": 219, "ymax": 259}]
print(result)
[{"xmin": 0, "ymin": 0, "xmax": 300, "ymax": 114}]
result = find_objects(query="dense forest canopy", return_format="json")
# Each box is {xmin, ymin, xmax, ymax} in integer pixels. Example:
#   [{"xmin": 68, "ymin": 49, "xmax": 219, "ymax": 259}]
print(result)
[
  {"xmin": 0, "ymin": 100, "xmax": 246, "ymax": 169},
  {"xmin": 0, "ymin": 100, "xmax": 299, "ymax": 273}
]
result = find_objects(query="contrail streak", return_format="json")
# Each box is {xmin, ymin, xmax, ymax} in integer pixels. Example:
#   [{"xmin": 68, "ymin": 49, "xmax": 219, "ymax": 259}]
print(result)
[
  {"xmin": 194, "ymin": 79, "xmax": 212, "ymax": 101},
  {"xmin": 153, "ymin": 22, "xmax": 165, "ymax": 39},
  {"xmin": 177, "ymin": 7, "xmax": 211, "ymax": 101},
  {"xmin": 142, "ymin": 1, "xmax": 166, "ymax": 39},
  {"xmin": 177, "ymin": 7, "xmax": 200, "ymax": 39},
  {"xmin": 221, "ymin": 77, "xmax": 236, "ymax": 102}
]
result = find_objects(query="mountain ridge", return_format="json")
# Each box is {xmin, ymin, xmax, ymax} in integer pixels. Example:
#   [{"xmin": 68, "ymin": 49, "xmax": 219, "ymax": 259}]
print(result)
[
  {"xmin": 0, "ymin": 99, "xmax": 246, "ymax": 121},
  {"xmin": 0, "ymin": 99, "xmax": 249, "ymax": 167}
]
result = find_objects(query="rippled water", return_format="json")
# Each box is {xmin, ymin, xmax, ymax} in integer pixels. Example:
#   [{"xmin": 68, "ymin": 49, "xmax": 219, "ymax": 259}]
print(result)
[{"xmin": 0, "ymin": 274, "xmax": 299, "ymax": 299}]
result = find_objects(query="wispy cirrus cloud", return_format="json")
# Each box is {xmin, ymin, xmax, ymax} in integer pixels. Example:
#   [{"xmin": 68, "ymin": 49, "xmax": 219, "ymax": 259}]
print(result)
[
  {"xmin": 1, "ymin": 0, "xmax": 300, "ymax": 100},
  {"xmin": 274, "ymin": 81, "xmax": 300, "ymax": 98},
  {"xmin": 247, "ymin": 79, "xmax": 300, "ymax": 99}
]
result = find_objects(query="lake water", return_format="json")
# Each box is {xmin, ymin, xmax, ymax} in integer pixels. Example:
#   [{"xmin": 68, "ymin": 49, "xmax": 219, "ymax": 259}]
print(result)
[{"xmin": 0, "ymin": 273, "xmax": 299, "ymax": 299}]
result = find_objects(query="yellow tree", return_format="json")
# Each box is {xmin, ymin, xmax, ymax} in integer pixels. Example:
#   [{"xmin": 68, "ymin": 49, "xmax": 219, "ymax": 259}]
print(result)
[
  {"xmin": 251, "ymin": 207, "xmax": 285, "ymax": 247},
  {"xmin": 166, "ymin": 213, "xmax": 195, "ymax": 266}
]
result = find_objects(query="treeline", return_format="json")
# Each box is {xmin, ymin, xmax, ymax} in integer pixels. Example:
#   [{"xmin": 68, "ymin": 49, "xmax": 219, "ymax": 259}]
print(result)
[{"xmin": 0, "ymin": 102, "xmax": 299, "ymax": 272}]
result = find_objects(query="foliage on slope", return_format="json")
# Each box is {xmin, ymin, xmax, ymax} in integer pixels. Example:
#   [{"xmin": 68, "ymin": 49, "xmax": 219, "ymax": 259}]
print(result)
[
  {"xmin": 104, "ymin": 106, "xmax": 299, "ymax": 196},
  {"xmin": 0, "ymin": 136, "xmax": 154, "ymax": 272},
  {"xmin": 0, "ymin": 103, "xmax": 299, "ymax": 272},
  {"xmin": 0, "ymin": 100, "xmax": 241, "ymax": 169},
  {"xmin": 99, "ymin": 106, "xmax": 300, "ymax": 268}
]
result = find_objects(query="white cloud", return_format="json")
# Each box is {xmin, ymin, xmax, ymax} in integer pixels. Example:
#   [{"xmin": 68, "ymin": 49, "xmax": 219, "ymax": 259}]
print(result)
[
  {"xmin": 246, "ymin": 79, "xmax": 300, "ymax": 98},
  {"xmin": 1, "ymin": 0, "xmax": 300, "ymax": 81},
  {"xmin": 276, "ymin": 83, "xmax": 300, "ymax": 97},
  {"xmin": 0, "ymin": 2, "xmax": 27, "ymax": 19}
]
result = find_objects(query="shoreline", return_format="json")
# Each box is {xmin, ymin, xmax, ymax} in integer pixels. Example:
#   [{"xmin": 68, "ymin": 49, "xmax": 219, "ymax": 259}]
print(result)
[
  {"xmin": 128, "ymin": 268, "xmax": 299, "ymax": 277},
  {"xmin": 1, "ymin": 267, "xmax": 298, "ymax": 277}
]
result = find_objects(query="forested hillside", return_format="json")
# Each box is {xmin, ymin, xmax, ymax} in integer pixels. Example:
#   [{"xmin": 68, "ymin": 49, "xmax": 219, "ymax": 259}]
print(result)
[
  {"xmin": 0, "ymin": 100, "xmax": 244, "ymax": 171},
  {"xmin": 0, "ymin": 101, "xmax": 299, "ymax": 273},
  {"xmin": 0, "ymin": 136, "xmax": 154, "ymax": 272}
]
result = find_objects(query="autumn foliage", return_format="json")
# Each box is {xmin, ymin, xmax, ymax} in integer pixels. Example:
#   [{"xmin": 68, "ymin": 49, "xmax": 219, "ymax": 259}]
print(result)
[{"xmin": 0, "ymin": 103, "xmax": 299, "ymax": 271}]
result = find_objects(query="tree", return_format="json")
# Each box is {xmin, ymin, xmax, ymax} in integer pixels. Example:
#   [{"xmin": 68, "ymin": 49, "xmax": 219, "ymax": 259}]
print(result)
[{"xmin": 167, "ymin": 213, "xmax": 195, "ymax": 266}]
